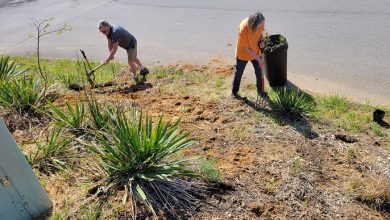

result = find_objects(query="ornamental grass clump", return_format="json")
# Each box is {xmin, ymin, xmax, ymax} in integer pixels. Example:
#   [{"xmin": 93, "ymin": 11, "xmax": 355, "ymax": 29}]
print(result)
[
  {"xmin": 50, "ymin": 99, "xmax": 87, "ymax": 134},
  {"xmin": 86, "ymin": 95, "xmax": 112, "ymax": 131},
  {"xmin": 0, "ymin": 56, "xmax": 27, "ymax": 81},
  {"xmin": 268, "ymin": 87, "xmax": 315, "ymax": 117},
  {"xmin": 89, "ymin": 107, "xmax": 202, "ymax": 218},
  {"xmin": 0, "ymin": 75, "xmax": 45, "ymax": 113},
  {"xmin": 27, "ymin": 127, "xmax": 74, "ymax": 174}
]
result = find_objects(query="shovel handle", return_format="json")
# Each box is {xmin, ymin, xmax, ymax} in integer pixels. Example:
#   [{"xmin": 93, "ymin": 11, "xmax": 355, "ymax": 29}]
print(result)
[
  {"xmin": 80, "ymin": 49, "xmax": 92, "ymax": 70},
  {"xmin": 87, "ymin": 63, "xmax": 105, "ymax": 77}
]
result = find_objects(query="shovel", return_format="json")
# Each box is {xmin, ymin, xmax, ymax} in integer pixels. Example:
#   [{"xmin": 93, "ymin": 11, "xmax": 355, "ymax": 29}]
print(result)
[{"xmin": 80, "ymin": 49, "xmax": 105, "ymax": 87}]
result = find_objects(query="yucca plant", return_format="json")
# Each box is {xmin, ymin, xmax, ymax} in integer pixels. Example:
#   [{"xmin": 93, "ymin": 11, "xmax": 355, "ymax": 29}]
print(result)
[
  {"xmin": 50, "ymin": 100, "xmax": 86, "ymax": 134},
  {"xmin": 89, "ymin": 107, "xmax": 201, "ymax": 218},
  {"xmin": 268, "ymin": 87, "xmax": 315, "ymax": 117},
  {"xmin": 86, "ymin": 95, "xmax": 111, "ymax": 131},
  {"xmin": 27, "ymin": 127, "xmax": 73, "ymax": 174},
  {"xmin": 0, "ymin": 75, "xmax": 45, "ymax": 113},
  {"xmin": 57, "ymin": 72, "xmax": 80, "ymax": 88},
  {"xmin": 0, "ymin": 56, "xmax": 27, "ymax": 81}
]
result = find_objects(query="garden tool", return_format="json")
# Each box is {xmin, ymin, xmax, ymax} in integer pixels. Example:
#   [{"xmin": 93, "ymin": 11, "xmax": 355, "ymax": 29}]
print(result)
[{"xmin": 80, "ymin": 49, "xmax": 105, "ymax": 87}]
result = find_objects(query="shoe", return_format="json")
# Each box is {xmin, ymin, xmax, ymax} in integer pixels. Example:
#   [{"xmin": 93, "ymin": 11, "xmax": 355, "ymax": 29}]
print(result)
[
  {"xmin": 140, "ymin": 67, "xmax": 149, "ymax": 76},
  {"xmin": 231, "ymin": 92, "xmax": 239, "ymax": 99},
  {"xmin": 140, "ymin": 75, "xmax": 146, "ymax": 83},
  {"xmin": 231, "ymin": 92, "xmax": 247, "ymax": 101}
]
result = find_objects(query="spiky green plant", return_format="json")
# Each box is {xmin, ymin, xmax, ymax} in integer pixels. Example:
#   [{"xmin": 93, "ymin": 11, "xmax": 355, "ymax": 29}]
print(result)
[
  {"xmin": 57, "ymin": 72, "xmax": 80, "ymax": 87},
  {"xmin": 0, "ymin": 56, "xmax": 27, "ymax": 81},
  {"xmin": 27, "ymin": 127, "xmax": 73, "ymax": 173},
  {"xmin": 268, "ymin": 87, "xmax": 315, "ymax": 117},
  {"xmin": 86, "ymin": 95, "xmax": 111, "ymax": 131},
  {"xmin": 50, "ymin": 100, "xmax": 86, "ymax": 133},
  {"xmin": 89, "ymin": 107, "xmax": 201, "ymax": 218},
  {"xmin": 0, "ymin": 75, "xmax": 45, "ymax": 113}
]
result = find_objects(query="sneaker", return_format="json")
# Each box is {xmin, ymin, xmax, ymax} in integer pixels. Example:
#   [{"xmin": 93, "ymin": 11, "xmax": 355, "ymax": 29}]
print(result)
[
  {"xmin": 231, "ymin": 92, "xmax": 239, "ymax": 99},
  {"xmin": 231, "ymin": 92, "xmax": 247, "ymax": 101},
  {"xmin": 140, "ymin": 67, "xmax": 149, "ymax": 76}
]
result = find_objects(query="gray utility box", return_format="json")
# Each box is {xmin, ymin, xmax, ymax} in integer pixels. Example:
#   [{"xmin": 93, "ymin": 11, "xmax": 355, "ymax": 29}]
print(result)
[{"xmin": 0, "ymin": 119, "xmax": 52, "ymax": 219}]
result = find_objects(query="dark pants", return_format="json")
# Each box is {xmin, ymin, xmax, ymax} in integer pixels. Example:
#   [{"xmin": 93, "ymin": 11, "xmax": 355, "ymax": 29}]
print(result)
[{"xmin": 232, "ymin": 58, "xmax": 263, "ymax": 95}]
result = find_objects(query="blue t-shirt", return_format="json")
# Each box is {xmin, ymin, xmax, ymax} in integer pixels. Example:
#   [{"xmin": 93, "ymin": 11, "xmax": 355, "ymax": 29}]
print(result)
[{"xmin": 107, "ymin": 24, "xmax": 136, "ymax": 49}]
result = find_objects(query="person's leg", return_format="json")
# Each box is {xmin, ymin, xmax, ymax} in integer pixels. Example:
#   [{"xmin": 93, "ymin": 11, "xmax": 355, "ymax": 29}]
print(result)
[
  {"xmin": 134, "ymin": 58, "xmax": 144, "ymax": 69},
  {"xmin": 128, "ymin": 60, "xmax": 137, "ymax": 76},
  {"xmin": 232, "ymin": 58, "xmax": 248, "ymax": 95},
  {"xmin": 250, "ymin": 59, "xmax": 263, "ymax": 95},
  {"xmin": 127, "ymin": 47, "xmax": 141, "ymax": 81}
]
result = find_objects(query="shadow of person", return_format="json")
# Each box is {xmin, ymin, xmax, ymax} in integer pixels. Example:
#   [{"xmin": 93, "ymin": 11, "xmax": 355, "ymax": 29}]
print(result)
[
  {"xmin": 97, "ymin": 82, "xmax": 153, "ymax": 95},
  {"xmin": 118, "ymin": 83, "xmax": 153, "ymax": 94},
  {"xmin": 243, "ymin": 80, "xmax": 319, "ymax": 139}
]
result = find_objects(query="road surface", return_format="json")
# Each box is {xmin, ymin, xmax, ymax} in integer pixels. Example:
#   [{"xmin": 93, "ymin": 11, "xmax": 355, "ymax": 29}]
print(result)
[{"xmin": 1, "ymin": 0, "xmax": 389, "ymax": 106}]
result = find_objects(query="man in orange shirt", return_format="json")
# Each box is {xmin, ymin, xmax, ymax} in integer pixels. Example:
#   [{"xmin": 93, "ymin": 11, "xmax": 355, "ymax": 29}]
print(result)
[{"xmin": 232, "ymin": 12, "xmax": 265, "ymax": 98}]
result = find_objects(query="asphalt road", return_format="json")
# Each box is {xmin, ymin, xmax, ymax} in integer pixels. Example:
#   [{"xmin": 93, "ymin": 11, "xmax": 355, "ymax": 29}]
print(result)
[{"xmin": 1, "ymin": 0, "xmax": 389, "ymax": 106}]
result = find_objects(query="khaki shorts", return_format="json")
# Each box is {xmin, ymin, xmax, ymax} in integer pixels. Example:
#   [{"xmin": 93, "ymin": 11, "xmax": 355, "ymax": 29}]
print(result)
[{"xmin": 126, "ymin": 41, "xmax": 137, "ymax": 61}]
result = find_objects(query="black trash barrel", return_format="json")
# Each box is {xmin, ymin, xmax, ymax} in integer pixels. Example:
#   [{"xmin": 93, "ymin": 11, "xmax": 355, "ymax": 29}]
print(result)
[{"xmin": 263, "ymin": 34, "xmax": 288, "ymax": 87}]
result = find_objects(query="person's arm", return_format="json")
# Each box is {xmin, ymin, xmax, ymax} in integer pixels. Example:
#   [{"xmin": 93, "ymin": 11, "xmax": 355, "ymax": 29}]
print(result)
[
  {"xmin": 238, "ymin": 26, "xmax": 265, "ymax": 68},
  {"xmin": 108, "ymin": 39, "xmax": 113, "ymax": 51},
  {"xmin": 104, "ymin": 42, "xmax": 118, "ymax": 64},
  {"xmin": 245, "ymin": 48, "xmax": 265, "ymax": 68}
]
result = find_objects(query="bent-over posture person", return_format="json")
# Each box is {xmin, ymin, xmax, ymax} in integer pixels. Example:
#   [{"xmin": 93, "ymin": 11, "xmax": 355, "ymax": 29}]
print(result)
[
  {"xmin": 232, "ymin": 12, "xmax": 266, "ymax": 98},
  {"xmin": 98, "ymin": 20, "xmax": 149, "ymax": 83}
]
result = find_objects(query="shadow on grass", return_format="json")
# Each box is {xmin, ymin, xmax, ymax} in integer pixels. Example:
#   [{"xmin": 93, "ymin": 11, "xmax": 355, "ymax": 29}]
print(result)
[{"xmin": 244, "ymin": 80, "xmax": 319, "ymax": 139}]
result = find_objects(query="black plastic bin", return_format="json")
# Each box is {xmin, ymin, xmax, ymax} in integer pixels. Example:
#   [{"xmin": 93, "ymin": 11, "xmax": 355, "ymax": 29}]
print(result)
[{"xmin": 263, "ymin": 34, "xmax": 288, "ymax": 87}]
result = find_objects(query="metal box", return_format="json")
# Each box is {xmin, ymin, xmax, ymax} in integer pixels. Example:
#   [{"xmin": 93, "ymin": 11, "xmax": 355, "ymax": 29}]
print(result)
[{"xmin": 0, "ymin": 119, "xmax": 52, "ymax": 219}]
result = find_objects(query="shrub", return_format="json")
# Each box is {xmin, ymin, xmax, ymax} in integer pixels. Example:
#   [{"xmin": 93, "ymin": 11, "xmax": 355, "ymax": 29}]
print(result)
[
  {"xmin": 0, "ymin": 56, "xmax": 27, "ymax": 81},
  {"xmin": 89, "ymin": 107, "xmax": 201, "ymax": 217},
  {"xmin": 268, "ymin": 87, "xmax": 315, "ymax": 117}
]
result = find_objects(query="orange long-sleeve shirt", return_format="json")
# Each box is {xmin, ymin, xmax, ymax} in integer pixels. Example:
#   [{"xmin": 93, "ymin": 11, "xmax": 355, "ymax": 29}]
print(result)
[{"xmin": 235, "ymin": 18, "xmax": 265, "ymax": 61}]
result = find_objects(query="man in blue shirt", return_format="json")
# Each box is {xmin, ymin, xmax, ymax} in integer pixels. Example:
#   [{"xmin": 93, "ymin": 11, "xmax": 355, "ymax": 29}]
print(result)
[{"xmin": 98, "ymin": 20, "xmax": 149, "ymax": 83}]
